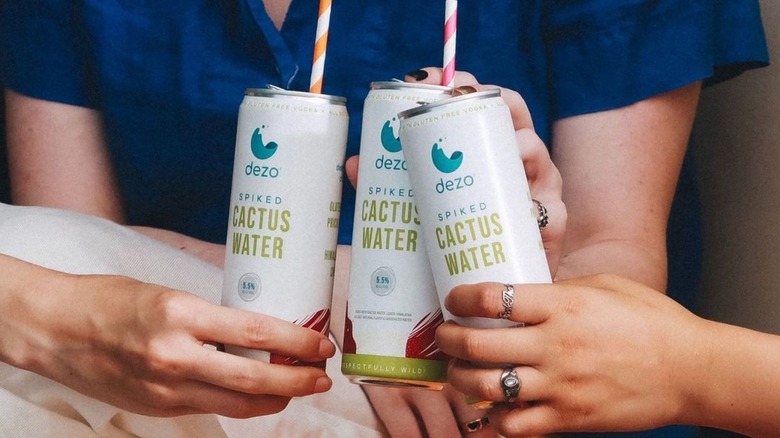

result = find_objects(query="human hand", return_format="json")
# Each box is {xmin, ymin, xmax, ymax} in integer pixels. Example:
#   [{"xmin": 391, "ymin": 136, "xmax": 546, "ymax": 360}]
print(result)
[
  {"xmin": 435, "ymin": 275, "xmax": 706, "ymax": 436},
  {"xmin": 363, "ymin": 384, "xmax": 496, "ymax": 437},
  {"xmin": 4, "ymin": 269, "xmax": 335, "ymax": 418}
]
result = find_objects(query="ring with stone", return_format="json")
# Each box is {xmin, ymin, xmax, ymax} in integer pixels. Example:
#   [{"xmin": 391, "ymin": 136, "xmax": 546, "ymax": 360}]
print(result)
[{"xmin": 500, "ymin": 367, "xmax": 521, "ymax": 403}]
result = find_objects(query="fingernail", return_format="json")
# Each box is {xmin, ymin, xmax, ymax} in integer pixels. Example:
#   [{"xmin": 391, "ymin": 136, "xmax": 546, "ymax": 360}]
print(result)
[
  {"xmin": 315, "ymin": 376, "xmax": 333, "ymax": 393},
  {"xmin": 319, "ymin": 339, "xmax": 336, "ymax": 358},
  {"xmin": 405, "ymin": 69, "xmax": 429, "ymax": 81}
]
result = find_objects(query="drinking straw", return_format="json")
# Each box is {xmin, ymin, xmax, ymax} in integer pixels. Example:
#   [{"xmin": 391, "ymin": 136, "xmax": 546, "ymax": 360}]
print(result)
[
  {"xmin": 309, "ymin": 0, "xmax": 332, "ymax": 93},
  {"xmin": 442, "ymin": 0, "xmax": 457, "ymax": 88}
]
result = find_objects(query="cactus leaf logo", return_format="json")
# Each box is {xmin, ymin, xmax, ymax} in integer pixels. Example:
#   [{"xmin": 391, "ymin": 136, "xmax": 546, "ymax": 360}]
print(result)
[
  {"xmin": 380, "ymin": 118, "xmax": 403, "ymax": 153},
  {"xmin": 431, "ymin": 142, "xmax": 463, "ymax": 173},
  {"xmin": 251, "ymin": 127, "xmax": 279, "ymax": 160}
]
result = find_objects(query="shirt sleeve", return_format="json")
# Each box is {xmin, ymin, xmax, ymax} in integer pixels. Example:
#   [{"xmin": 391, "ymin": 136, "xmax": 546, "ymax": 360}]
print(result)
[
  {"xmin": 544, "ymin": 0, "xmax": 770, "ymax": 120},
  {"xmin": 0, "ymin": 1, "xmax": 96, "ymax": 108}
]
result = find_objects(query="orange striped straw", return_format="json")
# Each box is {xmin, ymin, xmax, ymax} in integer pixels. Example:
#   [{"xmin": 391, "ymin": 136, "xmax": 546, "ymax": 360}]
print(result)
[
  {"xmin": 442, "ymin": 0, "xmax": 457, "ymax": 87},
  {"xmin": 309, "ymin": 0, "xmax": 332, "ymax": 93}
]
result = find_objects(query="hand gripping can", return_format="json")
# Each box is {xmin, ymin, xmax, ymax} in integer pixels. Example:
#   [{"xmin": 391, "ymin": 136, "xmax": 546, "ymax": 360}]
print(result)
[
  {"xmin": 341, "ymin": 81, "xmax": 451, "ymax": 389},
  {"xmin": 398, "ymin": 89, "xmax": 551, "ymax": 329},
  {"xmin": 221, "ymin": 86, "xmax": 348, "ymax": 368}
]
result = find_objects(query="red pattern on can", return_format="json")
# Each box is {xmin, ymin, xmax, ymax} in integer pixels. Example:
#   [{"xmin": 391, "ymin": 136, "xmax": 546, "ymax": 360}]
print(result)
[{"xmin": 406, "ymin": 308, "xmax": 448, "ymax": 360}]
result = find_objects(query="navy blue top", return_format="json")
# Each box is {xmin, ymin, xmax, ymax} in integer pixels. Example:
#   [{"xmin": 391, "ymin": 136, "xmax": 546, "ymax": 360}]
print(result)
[
  {"xmin": 0, "ymin": 2, "xmax": 770, "ymax": 437},
  {"xmin": 0, "ymin": 1, "xmax": 768, "ymax": 245}
]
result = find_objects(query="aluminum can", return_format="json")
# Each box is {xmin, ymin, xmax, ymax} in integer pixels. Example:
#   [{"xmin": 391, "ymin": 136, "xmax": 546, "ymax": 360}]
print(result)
[
  {"xmin": 341, "ymin": 81, "xmax": 451, "ymax": 389},
  {"xmin": 398, "ymin": 90, "xmax": 551, "ymax": 329},
  {"xmin": 221, "ymin": 87, "xmax": 348, "ymax": 368}
]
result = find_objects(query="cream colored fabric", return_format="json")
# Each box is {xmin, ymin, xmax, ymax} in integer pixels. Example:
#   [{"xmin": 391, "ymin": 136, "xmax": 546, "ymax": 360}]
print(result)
[{"xmin": 0, "ymin": 203, "xmax": 384, "ymax": 437}]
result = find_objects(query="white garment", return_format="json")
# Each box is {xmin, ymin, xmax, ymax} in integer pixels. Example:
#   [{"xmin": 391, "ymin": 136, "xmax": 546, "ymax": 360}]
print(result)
[{"xmin": 0, "ymin": 204, "xmax": 384, "ymax": 437}]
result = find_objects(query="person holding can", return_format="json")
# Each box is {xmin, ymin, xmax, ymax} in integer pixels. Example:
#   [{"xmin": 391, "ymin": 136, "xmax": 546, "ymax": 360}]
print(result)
[
  {"xmin": 0, "ymin": 203, "xmax": 338, "ymax": 422},
  {"xmin": 0, "ymin": 1, "xmax": 769, "ymax": 437},
  {"xmin": 435, "ymin": 275, "xmax": 780, "ymax": 437}
]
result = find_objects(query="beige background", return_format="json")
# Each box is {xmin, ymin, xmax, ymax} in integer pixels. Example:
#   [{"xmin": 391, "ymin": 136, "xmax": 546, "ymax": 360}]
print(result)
[{"xmin": 694, "ymin": 0, "xmax": 779, "ymax": 335}]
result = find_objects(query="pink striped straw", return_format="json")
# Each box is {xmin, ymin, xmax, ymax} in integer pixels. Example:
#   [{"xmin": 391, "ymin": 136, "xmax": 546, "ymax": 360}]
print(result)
[
  {"xmin": 309, "ymin": 0, "xmax": 332, "ymax": 93},
  {"xmin": 442, "ymin": 0, "xmax": 458, "ymax": 88}
]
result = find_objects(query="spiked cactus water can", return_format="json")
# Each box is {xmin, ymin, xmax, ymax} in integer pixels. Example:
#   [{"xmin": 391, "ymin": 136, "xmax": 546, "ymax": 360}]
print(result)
[
  {"xmin": 221, "ymin": 87, "xmax": 348, "ymax": 368},
  {"xmin": 398, "ymin": 90, "xmax": 551, "ymax": 329},
  {"xmin": 341, "ymin": 81, "xmax": 451, "ymax": 389}
]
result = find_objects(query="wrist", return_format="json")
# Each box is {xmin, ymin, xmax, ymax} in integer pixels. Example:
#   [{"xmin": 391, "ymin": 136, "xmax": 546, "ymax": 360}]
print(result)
[
  {"xmin": 0, "ymin": 256, "xmax": 75, "ymax": 372},
  {"xmin": 671, "ymin": 317, "xmax": 721, "ymax": 427}
]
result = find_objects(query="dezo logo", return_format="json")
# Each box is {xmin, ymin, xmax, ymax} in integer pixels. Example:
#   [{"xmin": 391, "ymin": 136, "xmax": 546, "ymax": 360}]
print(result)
[
  {"xmin": 375, "ymin": 117, "xmax": 407, "ymax": 171},
  {"xmin": 380, "ymin": 118, "xmax": 403, "ymax": 153},
  {"xmin": 431, "ymin": 142, "xmax": 472, "ymax": 193},
  {"xmin": 251, "ymin": 127, "xmax": 279, "ymax": 160},
  {"xmin": 245, "ymin": 126, "xmax": 281, "ymax": 178},
  {"xmin": 431, "ymin": 142, "xmax": 463, "ymax": 173}
]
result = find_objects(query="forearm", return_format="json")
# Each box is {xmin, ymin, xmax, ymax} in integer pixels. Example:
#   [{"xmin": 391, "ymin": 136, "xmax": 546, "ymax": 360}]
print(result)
[
  {"xmin": 552, "ymin": 83, "xmax": 700, "ymax": 291},
  {"xmin": 5, "ymin": 90, "xmax": 125, "ymax": 221},
  {"xmin": 682, "ymin": 320, "xmax": 780, "ymax": 436}
]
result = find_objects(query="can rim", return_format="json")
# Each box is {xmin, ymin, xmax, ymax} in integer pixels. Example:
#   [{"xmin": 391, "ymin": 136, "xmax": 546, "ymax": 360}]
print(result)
[
  {"xmin": 245, "ymin": 85, "xmax": 347, "ymax": 104},
  {"xmin": 397, "ymin": 89, "xmax": 501, "ymax": 120},
  {"xmin": 370, "ymin": 79, "xmax": 452, "ymax": 93}
]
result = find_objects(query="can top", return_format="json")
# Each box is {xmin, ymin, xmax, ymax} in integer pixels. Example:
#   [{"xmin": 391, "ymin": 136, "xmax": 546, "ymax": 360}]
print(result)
[
  {"xmin": 245, "ymin": 85, "xmax": 347, "ymax": 105},
  {"xmin": 397, "ymin": 89, "xmax": 501, "ymax": 120},
  {"xmin": 370, "ymin": 79, "xmax": 452, "ymax": 94}
]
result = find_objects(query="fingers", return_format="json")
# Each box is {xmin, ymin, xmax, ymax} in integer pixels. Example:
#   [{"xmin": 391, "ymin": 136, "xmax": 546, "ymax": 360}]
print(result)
[
  {"xmin": 154, "ymin": 378, "xmax": 294, "ymax": 418},
  {"xmin": 451, "ymin": 82, "xmax": 533, "ymax": 132},
  {"xmin": 443, "ymin": 282, "xmax": 555, "ymax": 324},
  {"xmin": 185, "ymin": 347, "xmax": 332, "ymax": 398},
  {"xmin": 411, "ymin": 389, "xmax": 461, "ymax": 437},
  {"xmin": 516, "ymin": 129, "xmax": 560, "ymax": 197},
  {"xmin": 489, "ymin": 404, "xmax": 563, "ymax": 438},
  {"xmin": 185, "ymin": 298, "xmax": 336, "ymax": 363},
  {"xmin": 404, "ymin": 67, "xmax": 478, "ymax": 88},
  {"xmin": 516, "ymin": 128, "xmax": 566, "ymax": 277},
  {"xmin": 162, "ymin": 296, "xmax": 338, "ymax": 401},
  {"xmin": 364, "ymin": 386, "xmax": 427, "ymax": 438},
  {"xmin": 445, "ymin": 386, "xmax": 496, "ymax": 437},
  {"xmin": 497, "ymin": 86, "xmax": 534, "ymax": 131},
  {"xmin": 345, "ymin": 155, "xmax": 358, "ymax": 189},
  {"xmin": 536, "ymin": 196, "xmax": 566, "ymax": 278},
  {"xmin": 436, "ymin": 322, "xmax": 544, "ymax": 366}
]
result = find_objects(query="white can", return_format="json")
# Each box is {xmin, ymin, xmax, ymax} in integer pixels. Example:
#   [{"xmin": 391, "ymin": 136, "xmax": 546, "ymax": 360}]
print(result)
[
  {"xmin": 398, "ymin": 90, "xmax": 551, "ymax": 329},
  {"xmin": 221, "ymin": 87, "xmax": 348, "ymax": 368},
  {"xmin": 342, "ymin": 81, "xmax": 451, "ymax": 389}
]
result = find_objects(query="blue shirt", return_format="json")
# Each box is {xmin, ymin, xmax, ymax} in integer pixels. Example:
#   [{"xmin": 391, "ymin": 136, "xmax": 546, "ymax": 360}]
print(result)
[
  {"xmin": 0, "ymin": 1, "xmax": 767, "ymax": 246},
  {"xmin": 0, "ymin": 2, "xmax": 769, "ymax": 438}
]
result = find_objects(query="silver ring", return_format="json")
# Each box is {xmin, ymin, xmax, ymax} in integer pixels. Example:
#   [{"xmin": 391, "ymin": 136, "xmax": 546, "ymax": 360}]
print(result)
[
  {"xmin": 461, "ymin": 416, "xmax": 490, "ymax": 434},
  {"xmin": 500, "ymin": 367, "xmax": 521, "ymax": 403},
  {"xmin": 532, "ymin": 199, "xmax": 549, "ymax": 229},
  {"xmin": 498, "ymin": 284, "xmax": 514, "ymax": 319}
]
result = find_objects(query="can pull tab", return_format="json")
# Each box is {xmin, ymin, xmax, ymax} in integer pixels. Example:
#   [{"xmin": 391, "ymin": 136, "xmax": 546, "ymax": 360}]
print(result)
[{"xmin": 451, "ymin": 85, "xmax": 478, "ymax": 96}]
